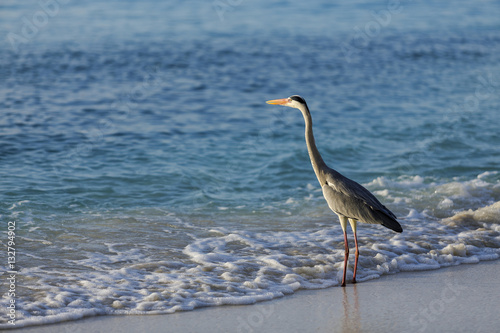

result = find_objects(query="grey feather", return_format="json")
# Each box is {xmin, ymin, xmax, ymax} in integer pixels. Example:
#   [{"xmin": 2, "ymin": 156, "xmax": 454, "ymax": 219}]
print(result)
[{"xmin": 322, "ymin": 169, "xmax": 402, "ymax": 232}]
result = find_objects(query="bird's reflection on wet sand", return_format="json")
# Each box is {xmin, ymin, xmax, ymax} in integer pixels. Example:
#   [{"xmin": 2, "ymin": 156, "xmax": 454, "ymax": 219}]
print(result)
[{"xmin": 341, "ymin": 284, "xmax": 361, "ymax": 333}]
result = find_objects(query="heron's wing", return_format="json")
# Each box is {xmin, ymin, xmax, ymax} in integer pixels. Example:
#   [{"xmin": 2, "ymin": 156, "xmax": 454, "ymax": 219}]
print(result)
[{"xmin": 322, "ymin": 170, "xmax": 402, "ymax": 232}]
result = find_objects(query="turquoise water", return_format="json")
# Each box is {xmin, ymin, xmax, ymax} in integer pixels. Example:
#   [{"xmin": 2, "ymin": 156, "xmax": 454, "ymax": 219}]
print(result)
[{"xmin": 1, "ymin": 0, "xmax": 500, "ymax": 328}]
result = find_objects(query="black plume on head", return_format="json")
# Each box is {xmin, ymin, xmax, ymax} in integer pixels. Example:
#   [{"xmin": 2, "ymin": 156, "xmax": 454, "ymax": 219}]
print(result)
[{"xmin": 290, "ymin": 95, "xmax": 307, "ymax": 105}]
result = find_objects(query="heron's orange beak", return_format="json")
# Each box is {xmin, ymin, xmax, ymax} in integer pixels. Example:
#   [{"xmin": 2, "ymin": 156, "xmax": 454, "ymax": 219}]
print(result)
[{"xmin": 266, "ymin": 98, "xmax": 289, "ymax": 105}]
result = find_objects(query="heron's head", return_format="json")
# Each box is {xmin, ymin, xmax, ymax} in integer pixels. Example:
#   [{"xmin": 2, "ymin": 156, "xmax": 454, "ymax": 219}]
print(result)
[{"xmin": 266, "ymin": 95, "xmax": 308, "ymax": 109}]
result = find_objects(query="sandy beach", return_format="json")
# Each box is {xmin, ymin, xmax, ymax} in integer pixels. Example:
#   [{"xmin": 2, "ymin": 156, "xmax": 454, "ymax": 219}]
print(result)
[{"xmin": 11, "ymin": 259, "xmax": 499, "ymax": 333}]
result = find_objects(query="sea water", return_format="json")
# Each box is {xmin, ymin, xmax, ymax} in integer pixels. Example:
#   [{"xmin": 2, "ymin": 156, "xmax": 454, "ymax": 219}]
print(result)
[{"xmin": 1, "ymin": 0, "xmax": 500, "ymax": 328}]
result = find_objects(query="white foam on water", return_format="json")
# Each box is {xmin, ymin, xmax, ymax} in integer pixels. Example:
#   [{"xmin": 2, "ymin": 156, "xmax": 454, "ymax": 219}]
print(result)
[{"xmin": 1, "ymin": 173, "xmax": 499, "ymax": 329}]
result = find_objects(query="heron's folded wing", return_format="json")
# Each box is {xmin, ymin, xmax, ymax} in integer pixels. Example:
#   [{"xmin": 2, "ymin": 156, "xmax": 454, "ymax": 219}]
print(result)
[{"xmin": 322, "ymin": 171, "xmax": 397, "ymax": 221}]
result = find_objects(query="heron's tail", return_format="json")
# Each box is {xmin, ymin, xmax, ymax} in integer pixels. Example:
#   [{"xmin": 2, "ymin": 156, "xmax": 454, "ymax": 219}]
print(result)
[{"xmin": 377, "ymin": 211, "xmax": 403, "ymax": 233}]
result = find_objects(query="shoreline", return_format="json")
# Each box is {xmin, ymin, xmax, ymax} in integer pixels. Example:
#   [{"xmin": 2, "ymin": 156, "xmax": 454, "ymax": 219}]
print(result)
[{"xmin": 10, "ymin": 259, "xmax": 500, "ymax": 332}]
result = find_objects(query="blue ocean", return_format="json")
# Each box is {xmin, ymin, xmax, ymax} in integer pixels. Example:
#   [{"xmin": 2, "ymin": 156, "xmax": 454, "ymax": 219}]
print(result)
[{"xmin": 1, "ymin": 0, "xmax": 499, "ymax": 328}]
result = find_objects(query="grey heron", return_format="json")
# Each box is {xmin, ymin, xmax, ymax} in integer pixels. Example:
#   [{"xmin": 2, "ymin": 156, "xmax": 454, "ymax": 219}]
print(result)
[{"xmin": 266, "ymin": 95, "xmax": 403, "ymax": 286}]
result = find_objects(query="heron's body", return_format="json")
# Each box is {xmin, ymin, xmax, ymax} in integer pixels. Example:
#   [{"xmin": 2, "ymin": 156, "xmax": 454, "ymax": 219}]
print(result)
[{"xmin": 266, "ymin": 95, "xmax": 402, "ymax": 286}]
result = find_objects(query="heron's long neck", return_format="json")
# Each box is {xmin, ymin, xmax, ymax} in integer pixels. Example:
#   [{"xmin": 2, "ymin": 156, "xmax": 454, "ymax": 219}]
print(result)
[{"xmin": 301, "ymin": 106, "xmax": 327, "ymax": 185}]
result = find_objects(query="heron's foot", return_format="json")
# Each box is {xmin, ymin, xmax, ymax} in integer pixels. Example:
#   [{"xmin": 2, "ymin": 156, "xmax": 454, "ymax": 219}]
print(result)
[
  {"xmin": 352, "ymin": 278, "xmax": 357, "ymax": 284},
  {"xmin": 341, "ymin": 281, "xmax": 346, "ymax": 287}
]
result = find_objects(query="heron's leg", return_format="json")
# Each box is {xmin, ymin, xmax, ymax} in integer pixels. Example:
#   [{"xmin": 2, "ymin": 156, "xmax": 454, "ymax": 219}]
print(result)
[
  {"xmin": 339, "ymin": 215, "xmax": 349, "ymax": 287},
  {"xmin": 349, "ymin": 219, "xmax": 358, "ymax": 284}
]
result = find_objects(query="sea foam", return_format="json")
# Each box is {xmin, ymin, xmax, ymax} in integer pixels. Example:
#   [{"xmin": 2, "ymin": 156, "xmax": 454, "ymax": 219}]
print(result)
[{"xmin": 1, "ymin": 173, "xmax": 499, "ymax": 328}]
